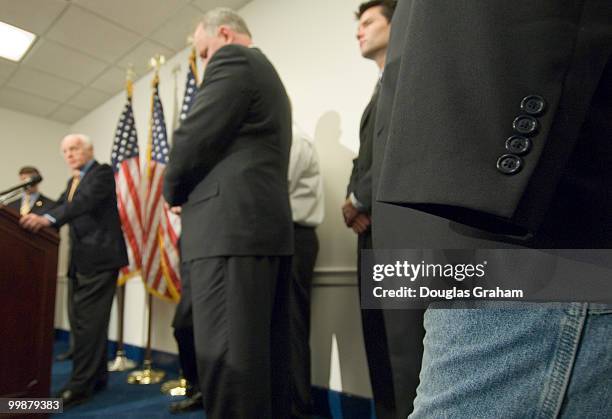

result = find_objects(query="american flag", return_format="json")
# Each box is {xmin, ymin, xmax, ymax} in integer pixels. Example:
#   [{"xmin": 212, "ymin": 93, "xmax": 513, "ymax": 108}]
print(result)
[
  {"xmin": 142, "ymin": 74, "xmax": 181, "ymax": 302},
  {"xmin": 180, "ymin": 48, "xmax": 199, "ymax": 122},
  {"xmin": 111, "ymin": 93, "xmax": 142, "ymax": 285}
]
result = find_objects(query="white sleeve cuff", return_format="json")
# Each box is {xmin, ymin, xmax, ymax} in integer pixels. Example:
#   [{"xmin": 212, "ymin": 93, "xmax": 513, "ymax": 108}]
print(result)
[{"xmin": 349, "ymin": 192, "xmax": 365, "ymax": 211}]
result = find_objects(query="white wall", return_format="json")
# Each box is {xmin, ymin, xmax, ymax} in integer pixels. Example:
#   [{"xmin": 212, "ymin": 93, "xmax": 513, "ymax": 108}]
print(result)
[
  {"xmin": 0, "ymin": 107, "xmax": 69, "ymax": 198},
  {"xmin": 0, "ymin": 107, "xmax": 73, "ymax": 277},
  {"xmin": 242, "ymin": 0, "xmax": 379, "ymax": 270},
  {"xmin": 56, "ymin": 0, "xmax": 379, "ymax": 397}
]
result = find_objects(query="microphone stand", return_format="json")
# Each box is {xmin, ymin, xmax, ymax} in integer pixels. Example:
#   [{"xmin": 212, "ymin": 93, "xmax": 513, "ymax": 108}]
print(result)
[
  {"xmin": 0, "ymin": 176, "xmax": 42, "ymax": 204},
  {"xmin": 0, "ymin": 188, "xmax": 24, "ymax": 206}
]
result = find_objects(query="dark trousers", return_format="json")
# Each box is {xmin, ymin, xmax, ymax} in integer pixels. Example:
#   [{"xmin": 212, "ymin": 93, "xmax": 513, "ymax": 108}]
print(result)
[
  {"xmin": 66, "ymin": 285, "xmax": 75, "ymax": 354},
  {"xmin": 66, "ymin": 269, "xmax": 117, "ymax": 394},
  {"xmin": 383, "ymin": 308, "xmax": 425, "ymax": 418},
  {"xmin": 172, "ymin": 263, "xmax": 199, "ymax": 395},
  {"xmin": 289, "ymin": 225, "xmax": 319, "ymax": 418},
  {"xmin": 358, "ymin": 231, "xmax": 397, "ymax": 419},
  {"xmin": 184, "ymin": 255, "xmax": 292, "ymax": 419},
  {"xmin": 359, "ymin": 232, "xmax": 426, "ymax": 418}
]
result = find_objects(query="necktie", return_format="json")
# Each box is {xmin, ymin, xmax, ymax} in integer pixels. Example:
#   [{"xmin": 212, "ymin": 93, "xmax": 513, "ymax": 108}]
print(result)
[
  {"xmin": 20, "ymin": 193, "xmax": 31, "ymax": 215},
  {"xmin": 67, "ymin": 175, "xmax": 80, "ymax": 202}
]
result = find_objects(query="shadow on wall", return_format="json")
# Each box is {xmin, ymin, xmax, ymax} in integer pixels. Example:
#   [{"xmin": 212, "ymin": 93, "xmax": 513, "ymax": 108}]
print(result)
[
  {"xmin": 313, "ymin": 110, "xmax": 358, "ymax": 269},
  {"xmin": 310, "ymin": 284, "xmax": 372, "ymax": 397},
  {"xmin": 310, "ymin": 111, "xmax": 371, "ymax": 397}
]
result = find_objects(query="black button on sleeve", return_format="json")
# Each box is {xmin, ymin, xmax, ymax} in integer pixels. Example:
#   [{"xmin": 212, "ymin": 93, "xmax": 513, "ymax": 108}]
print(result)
[
  {"xmin": 512, "ymin": 115, "xmax": 539, "ymax": 136},
  {"xmin": 505, "ymin": 135, "xmax": 532, "ymax": 155},
  {"xmin": 496, "ymin": 154, "xmax": 523, "ymax": 175},
  {"xmin": 520, "ymin": 95, "xmax": 546, "ymax": 116}
]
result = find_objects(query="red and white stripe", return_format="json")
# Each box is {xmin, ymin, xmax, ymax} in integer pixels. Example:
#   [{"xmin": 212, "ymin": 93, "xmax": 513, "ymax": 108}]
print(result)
[{"xmin": 115, "ymin": 156, "xmax": 143, "ymax": 283}]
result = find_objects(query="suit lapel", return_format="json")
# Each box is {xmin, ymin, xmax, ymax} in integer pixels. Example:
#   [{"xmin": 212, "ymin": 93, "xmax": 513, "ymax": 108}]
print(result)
[
  {"xmin": 67, "ymin": 160, "xmax": 98, "ymax": 201},
  {"xmin": 359, "ymin": 84, "xmax": 380, "ymax": 136}
]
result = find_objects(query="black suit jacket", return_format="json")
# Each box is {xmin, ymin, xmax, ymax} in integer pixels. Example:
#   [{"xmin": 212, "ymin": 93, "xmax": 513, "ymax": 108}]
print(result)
[
  {"xmin": 46, "ymin": 161, "xmax": 128, "ymax": 276},
  {"xmin": 374, "ymin": 1, "xmax": 612, "ymax": 249},
  {"xmin": 164, "ymin": 44, "xmax": 293, "ymax": 260},
  {"xmin": 347, "ymin": 85, "xmax": 378, "ymax": 214},
  {"xmin": 7, "ymin": 193, "xmax": 55, "ymax": 215}
]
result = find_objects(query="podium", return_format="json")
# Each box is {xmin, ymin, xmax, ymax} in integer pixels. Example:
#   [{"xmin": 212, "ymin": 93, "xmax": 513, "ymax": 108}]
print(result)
[{"xmin": 0, "ymin": 206, "xmax": 59, "ymax": 401}]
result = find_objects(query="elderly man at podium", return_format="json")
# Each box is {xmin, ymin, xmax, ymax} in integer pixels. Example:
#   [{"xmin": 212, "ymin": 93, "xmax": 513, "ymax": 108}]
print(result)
[{"xmin": 20, "ymin": 133, "xmax": 128, "ymax": 409}]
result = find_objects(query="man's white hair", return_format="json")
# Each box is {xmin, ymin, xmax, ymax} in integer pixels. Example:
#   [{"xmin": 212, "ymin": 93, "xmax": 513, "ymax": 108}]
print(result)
[
  {"xmin": 63, "ymin": 133, "xmax": 94, "ymax": 150},
  {"xmin": 200, "ymin": 7, "xmax": 252, "ymax": 37}
]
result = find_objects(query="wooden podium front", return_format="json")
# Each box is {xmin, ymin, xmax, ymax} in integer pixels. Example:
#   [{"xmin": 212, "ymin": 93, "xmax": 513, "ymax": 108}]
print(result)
[{"xmin": 0, "ymin": 206, "xmax": 59, "ymax": 401}]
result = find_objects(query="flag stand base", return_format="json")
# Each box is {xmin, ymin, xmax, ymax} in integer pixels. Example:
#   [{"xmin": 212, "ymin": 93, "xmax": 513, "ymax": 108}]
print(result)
[
  {"xmin": 161, "ymin": 377, "xmax": 188, "ymax": 396},
  {"xmin": 108, "ymin": 349, "xmax": 136, "ymax": 371},
  {"xmin": 127, "ymin": 360, "xmax": 165, "ymax": 385}
]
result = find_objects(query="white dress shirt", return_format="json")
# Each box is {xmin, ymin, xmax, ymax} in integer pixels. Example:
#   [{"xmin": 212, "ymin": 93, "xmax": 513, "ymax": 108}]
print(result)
[{"xmin": 288, "ymin": 124, "xmax": 324, "ymax": 227}]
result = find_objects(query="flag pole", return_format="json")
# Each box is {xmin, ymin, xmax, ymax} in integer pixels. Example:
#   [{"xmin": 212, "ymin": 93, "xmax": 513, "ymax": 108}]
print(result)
[
  {"xmin": 109, "ymin": 66, "xmax": 138, "ymax": 372},
  {"xmin": 108, "ymin": 281, "xmax": 136, "ymax": 370},
  {"xmin": 127, "ymin": 293, "xmax": 165, "ymax": 384},
  {"xmin": 128, "ymin": 55, "xmax": 167, "ymax": 385},
  {"xmin": 161, "ymin": 44, "xmax": 196, "ymax": 396}
]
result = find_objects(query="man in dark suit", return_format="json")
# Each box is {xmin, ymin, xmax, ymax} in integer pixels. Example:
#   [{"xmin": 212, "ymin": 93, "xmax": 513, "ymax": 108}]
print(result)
[
  {"xmin": 342, "ymin": 2, "xmax": 394, "ymax": 418},
  {"xmin": 343, "ymin": 2, "xmax": 424, "ymax": 418},
  {"xmin": 163, "ymin": 8, "xmax": 293, "ymax": 419},
  {"xmin": 373, "ymin": 2, "xmax": 612, "ymax": 417},
  {"xmin": 7, "ymin": 166, "xmax": 55, "ymax": 216},
  {"xmin": 21, "ymin": 133, "xmax": 128, "ymax": 409}
]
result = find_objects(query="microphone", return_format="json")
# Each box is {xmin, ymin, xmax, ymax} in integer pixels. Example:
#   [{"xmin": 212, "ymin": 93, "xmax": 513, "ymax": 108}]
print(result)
[{"xmin": 0, "ymin": 174, "xmax": 43, "ymax": 196}]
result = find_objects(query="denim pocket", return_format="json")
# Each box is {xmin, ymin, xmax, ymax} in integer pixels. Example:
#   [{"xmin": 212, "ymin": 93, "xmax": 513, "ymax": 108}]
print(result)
[{"xmin": 588, "ymin": 303, "xmax": 612, "ymax": 314}]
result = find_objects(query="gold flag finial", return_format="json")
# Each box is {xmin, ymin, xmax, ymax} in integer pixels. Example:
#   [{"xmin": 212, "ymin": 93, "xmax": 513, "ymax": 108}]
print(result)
[
  {"xmin": 125, "ymin": 65, "xmax": 135, "ymax": 99},
  {"xmin": 149, "ymin": 54, "xmax": 166, "ymax": 71},
  {"xmin": 149, "ymin": 54, "xmax": 166, "ymax": 87}
]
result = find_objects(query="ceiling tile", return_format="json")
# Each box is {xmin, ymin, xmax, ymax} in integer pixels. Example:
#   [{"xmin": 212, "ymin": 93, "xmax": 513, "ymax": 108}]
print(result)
[
  {"xmin": 117, "ymin": 40, "xmax": 174, "ymax": 77},
  {"xmin": 0, "ymin": 87, "xmax": 61, "ymax": 118},
  {"xmin": 191, "ymin": 0, "xmax": 252, "ymax": 13},
  {"xmin": 149, "ymin": 5, "xmax": 202, "ymax": 52},
  {"xmin": 7, "ymin": 67, "xmax": 82, "ymax": 102},
  {"xmin": 89, "ymin": 66, "xmax": 127, "ymax": 95},
  {"xmin": 67, "ymin": 87, "xmax": 111, "ymax": 109},
  {"xmin": 0, "ymin": 57, "xmax": 18, "ymax": 84},
  {"xmin": 74, "ymin": 0, "xmax": 188, "ymax": 36},
  {"xmin": 49, "ymin": 104, "xmax": 89, "ymax": 124},
  {"xmin": 45, "ymin": 6, "xmax": 141, "ymax": 63},
  {"xmin": 0, "ymin": 0, "xmax": 68, "ymax": 34},
  {"xmin": 22, "ymin": 39, "xmax": 108, "ymax": 85}
]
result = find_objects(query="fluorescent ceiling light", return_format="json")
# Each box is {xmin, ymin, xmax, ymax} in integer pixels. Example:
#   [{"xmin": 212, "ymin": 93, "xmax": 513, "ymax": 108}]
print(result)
[{"xmin": 0, "ymin": 21, "xmax": 36, "ymax": 62}]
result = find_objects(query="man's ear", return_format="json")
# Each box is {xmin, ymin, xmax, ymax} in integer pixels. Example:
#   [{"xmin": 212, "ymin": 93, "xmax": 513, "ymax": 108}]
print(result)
[{"xmin": 218, "ymin": 25, "xmax": 233, "ymax": 43}]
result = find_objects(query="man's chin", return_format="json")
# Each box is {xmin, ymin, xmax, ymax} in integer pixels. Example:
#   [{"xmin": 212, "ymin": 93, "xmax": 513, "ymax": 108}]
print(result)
[{"xmin": 360, "ymin": 50, "xmax": 375, "ymax": 60}]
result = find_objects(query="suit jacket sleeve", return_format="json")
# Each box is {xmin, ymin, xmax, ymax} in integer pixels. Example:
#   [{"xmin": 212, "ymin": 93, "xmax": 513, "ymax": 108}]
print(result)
[
  {"xmin": 376, "ymin": 1, "xmax": 612, "ymax": 235},
  {"xmin": 346, "ymin": 157, "xmax": 358, "ymax": 199},
  {"xmin": 163, "ymin": 45, "xmax": 253, "ymax": 206},
  {"xmin": 347, "ymin": 161, "xmax": 373, "ymax": 213},
  {"xmin": 355, "ymin": 167, "xmax": 372, "ymax": 212},
  {"xmin": 46, "ymin": 164, "xmax": 115, "ymax": 228}
]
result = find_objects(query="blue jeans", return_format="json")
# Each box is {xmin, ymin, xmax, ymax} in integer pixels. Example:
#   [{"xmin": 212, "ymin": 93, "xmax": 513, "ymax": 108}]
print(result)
[{"xmin": 410, "ymin": 303, "xmax": 612, "ymax": 418}]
